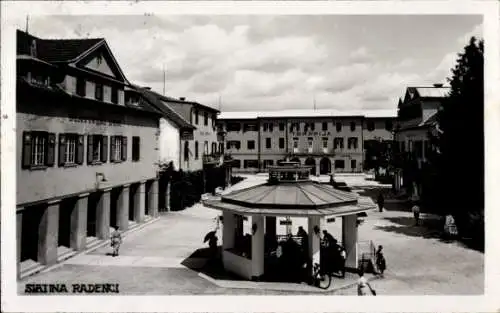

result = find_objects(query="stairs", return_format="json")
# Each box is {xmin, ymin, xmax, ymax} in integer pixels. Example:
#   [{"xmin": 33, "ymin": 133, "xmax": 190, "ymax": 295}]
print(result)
[{"xmin": 20, "ymin": 259, "xmax": 45, "ymax": 278}]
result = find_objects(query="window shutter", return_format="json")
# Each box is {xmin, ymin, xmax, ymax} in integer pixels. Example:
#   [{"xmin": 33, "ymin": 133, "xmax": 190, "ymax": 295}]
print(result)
[
  {"xmin": 121, "ymin": 136, "xmax": 127, "ymax": 161},
  {"xmin": 110, "ymin": 136, "xmax": 116, "ymax": 162},
  {"xmin": 101, "ymin": 136, "xmax": 108, "ymax": 163},
  {"xmin": 22, "ymin": 132, "xmax": 32, "ymax": 169},
  {"xmin": 76, "ymin": 135, "xmax": 84, "ymax": 164},
  {"xmin": 58, "ymin": 134, "xmax": 66, "ymax": 166},
  {"xmin": 87, "ymin": 135, "xmax": 94, "ymax": 164},
  {"xmin": 46, "ymin": 133, "xmax": 56, "ymax": 166}
]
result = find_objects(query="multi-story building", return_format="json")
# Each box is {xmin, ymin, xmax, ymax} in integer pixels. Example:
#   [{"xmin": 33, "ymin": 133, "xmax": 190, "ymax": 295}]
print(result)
[
  {"xmin": 393, "ymin": 84, "xmax": 450, "ymax": 193},
  {"xmin": 217, "ymin": 110, "xmax": 396, "ymax": 174},
  {"xmin": 163, "ymin": 97, "xmax": 221, "ymax": 172},
  {"xmin": 16, "ymin": 30, "xmax": 163, "ymax": 278}
]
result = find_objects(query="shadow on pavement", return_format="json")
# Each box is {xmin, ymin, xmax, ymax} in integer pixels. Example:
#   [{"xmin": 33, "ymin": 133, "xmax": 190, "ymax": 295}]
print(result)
[{"xmin": 181, "ymin": 247, "xmax": 246, "ymax": 281}]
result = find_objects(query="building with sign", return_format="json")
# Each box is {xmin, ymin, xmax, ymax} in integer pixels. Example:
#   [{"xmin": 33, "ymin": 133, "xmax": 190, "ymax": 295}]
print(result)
[
  {"xmin": 16, "ymin": 29, "xmax": 164, "ymax": 279},
  {"xmin": 217, "ymin": 110, "xmax": 396, "ymax": 174}
]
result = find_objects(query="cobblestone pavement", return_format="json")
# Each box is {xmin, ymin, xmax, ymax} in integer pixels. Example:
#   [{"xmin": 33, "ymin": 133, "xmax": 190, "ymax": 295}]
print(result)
[{"xmin": 18, "ymin": 174, "xmax": 483, "ymax": 295}]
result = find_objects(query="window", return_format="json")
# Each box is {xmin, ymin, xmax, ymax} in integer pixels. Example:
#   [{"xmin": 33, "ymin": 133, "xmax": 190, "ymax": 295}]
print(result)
[
  {"xmin": 293, "ymin": 137, "xmax": 299, "ymax": 149},
  {"xmin": 263, "ymin": 160, "xmax": 274, "ymax": 168},
  {"xmin": 279, "ymin": 123, "xmax": 285, "ymax": 131},
  {"xmin": 307, "ymin": 137, "xmax": 313, "ymax": 149},
  {"xmin": 204, "ymin": 141, "xmax": 209, "ymax": 154},
  {"xmin": 110, "ymin": 136, "xmax": 127, "ymax": 162},
  {"xmin": 219, "ymin": 142, "xmax": 224, "ymax": 154},
  {"xmin": 244, "ymin": 160, "xmax": 259, "ymax": 168},
  {"xmin": 243, "ymin": 123, "xmax": 257, "ymax": 132},
  {"xmin": 228, "ymin": 141, "xmax": 241, "ymax": 150},
  {"xmin": 204, "ymin": 112, "xmax": 208, "ymax": 126},
  {"xmin": 227, "ymin": 123, "xmax": 241, "ymax": 132},
  {"xmin": 279, "ymin": 137, "xmax": 285, "ymax": 149},
  {"xmin": 310, "ymin": 123, "xmax": 315, "ymax": 131},
  {"xmin": 322, "ymin": 122, "xmax": 328, "ymax": 131},
  {"xmin": 87, "ymin": 135, "xmax": 108, "ymax": 164},
  {"xmin": 269, "ymin": 123, "xmax": 273, "ymax": 132},
  {"xmin": 334, "ymin": 137, "xmax": 344, "ymax": 149},
  {"xmin": 111, "ymin": 88, "xmax": 118, "ymax": 104},
  {"xmin": 266, "ymin": 138, "xmax": 271, "ymax": 149},
  {"xmin": 247, "ymin": 140, "xmax": 255, "ymax": 150},
  {"xmin": 385, "ymin": 120, "xmax": 393, "ymax": 131},
  {"xmin": 212, "ymin": 142, "xmax": 217, "ymax": 154},
  {"xmin": 194, "ymin": 110, "xmax": 199, "ymax": 125},
  {"xmin": 96, "ymin": 55, "xmax": 103, "ymax": 65},
  {"xmin": 290, "ymin": 123, "xmax": 299, "ymax": 132},
  {"xmin": 322, "ymin": 137, "xmax": 328, "ymax": 149},
  {"xmin": 95, "ymin": 83, "xmax": 103, "ymax": 101},
  {"xmin": 76, "ymin": 79, "xmax": 86, "ymax": 97},
  {"xmin": 367, "ymin": 121, "xmax": 375, "ymax": 131},
  {"xmin": 336, "ymin": 122, "xmax": 342, "ymax": 132},
  {"xmin": 351, "ymin": 160, "xmax": 356, "ymax": 169},
  {"xmin": 22, "ymin": 131, "xmax": 56, "ymax": 168},
  {"xmin": 348, "ymin": 137, "xmax": 358, "ymax": 150},
  {"xmin": 132, "ymin": 136, "xmax": 140, "ymax": 161},
  {"xmin": 263, "ymin": 123, "xmax": 268, "ymax": 132},
  {"xmin": 232, "ymin": 159, "xmax": 241, "ymax": 168},
  {"xmin": 350, "ymin": 121, "xmax": 356, "ymax": 132},
  {"xmin": 335, "ymin": 160, "xmax": 345, "ymax": 169},
  {"xmin": 184, "ymin": 141, "xmax": 189, "ymax": 161},
  {"xmin": 195, "ymin": 141, "xmax": 199, "ymax": 159},
  {"xmin": 58, "ymin": 134, "xmax": 84, "ymax": 166},
  {"xmin": 304, "ymin": 122, "xmax": 315, "ymax": 132}
]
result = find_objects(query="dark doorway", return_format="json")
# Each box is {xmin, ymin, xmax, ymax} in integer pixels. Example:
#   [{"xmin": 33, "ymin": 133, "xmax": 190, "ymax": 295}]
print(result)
[
  {"xmin": 110, "ymin": 188, "xmax": 119, "ymax": 229},
  {"xmin": 87, "ymin": 193, "xmax": 99, "ymax": 237},
  {"xmin": 58, "ymin": 198, "xmax": 75, "ymax": 248},
  {"xmin": 20, "ymin": 204, "xmax": 45, "ymax": 262},
  {"xmin": 319, "ymin": 157, "xmax": 331, "ymax": 175},
  {"xmin": 145, "ymin": 181, "xmax": 151, "ymax": 216},
  {"xmin": 129, "ymin": 184, "xmax": 137, "ymax": 221},
  {"xmin": 305, "ymin": 157, "xmax": 316, "ymax": 175}
]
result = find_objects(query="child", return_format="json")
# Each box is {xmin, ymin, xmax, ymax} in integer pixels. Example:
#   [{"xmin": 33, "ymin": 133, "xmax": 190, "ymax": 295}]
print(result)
[
  {"xmin": 110, "ymin": 227, "xmax": 122, "ymax": 257},
  {"xmin": 375, "ymin": 245, "xmax": 386, "ymax": 277}
]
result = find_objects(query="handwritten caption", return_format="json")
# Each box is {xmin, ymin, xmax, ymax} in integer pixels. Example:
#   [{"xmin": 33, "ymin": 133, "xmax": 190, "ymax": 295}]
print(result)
[{"xmin": 25, "ymin": 283, "xmax": 120, "ymax": 294}]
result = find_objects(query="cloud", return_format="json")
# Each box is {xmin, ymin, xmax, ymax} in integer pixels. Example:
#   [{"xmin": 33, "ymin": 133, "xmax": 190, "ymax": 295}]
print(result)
[{"xmin": 349, "ymin": 46, "xmax": 374, "ymax": 64}]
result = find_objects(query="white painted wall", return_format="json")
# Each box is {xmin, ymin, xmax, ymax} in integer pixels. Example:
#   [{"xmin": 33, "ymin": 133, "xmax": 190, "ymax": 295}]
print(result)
[
  {"xmin": 159, "ymin": 117, "xmax": 180, "ymax": 170},
  {"xmin": 223, "ymin": 250, "xmax": 253, "ymax": 280}
]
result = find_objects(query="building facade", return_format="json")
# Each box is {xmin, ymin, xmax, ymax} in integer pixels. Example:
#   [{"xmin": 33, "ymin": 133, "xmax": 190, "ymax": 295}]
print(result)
[
  {"xmin": 217, "ymin": 110, "xmax": 396, "ymax": 175},
  {"xmin": 393, "ymin": 84, "xmax": 449, "ymax": 193},
  {"xmin": 16, "ymin": 30, "xmax": 163, "ymax": 278}
]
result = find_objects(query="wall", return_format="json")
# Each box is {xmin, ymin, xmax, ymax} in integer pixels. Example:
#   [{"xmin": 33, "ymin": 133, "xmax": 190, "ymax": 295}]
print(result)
[
  {"xmin": 223, "ymin": 250, "xmax": 253, "ymax": 280},
  {"xmin": 17, "ymin": 109, "xmax": 159, "ymax": 206},
  {"xmin": 159, "ymin": 117, "xmax": 180, "ymax": 170},
  {"xmin": 362, "ymin": 118, "xmax": 394, "ymax": 141},
  {"xmin": 224, "ymin": 120, "xmax": 260, "ymax": 172}
]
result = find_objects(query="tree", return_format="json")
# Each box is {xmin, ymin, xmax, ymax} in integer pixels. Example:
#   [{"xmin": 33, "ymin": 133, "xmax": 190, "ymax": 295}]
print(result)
[{"xmin": 432, "ymin": 37, "xmax": 484, "ymax": 241}]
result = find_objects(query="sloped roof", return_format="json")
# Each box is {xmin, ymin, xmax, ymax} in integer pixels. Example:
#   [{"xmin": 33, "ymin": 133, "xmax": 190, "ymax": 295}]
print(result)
[
  {"xmin": 17, "ymin": 30, "xmax": 103, "ymax": 63},
  {"xmin": 414, "ymin": 87, "xmax": 450, "ymax": 98},
  {"xmin": 135, "ymin": 87, "xmax": 195, "ymax": 129},
  {"xmin": 218, "ymin": 109, "xmax": 397, "ymax": 120}
]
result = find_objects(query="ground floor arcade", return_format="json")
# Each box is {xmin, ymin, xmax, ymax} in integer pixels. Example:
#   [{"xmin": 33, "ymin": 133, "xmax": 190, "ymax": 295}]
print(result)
[{"xmin": 16, "ymin": 178, "xmax": 159, "ymax": 279}]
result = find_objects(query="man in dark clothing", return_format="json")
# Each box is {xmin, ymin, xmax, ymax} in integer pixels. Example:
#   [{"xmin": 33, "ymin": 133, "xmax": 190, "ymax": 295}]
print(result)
[
  {"xmin": 322, "ymin": 230, "xmax": 335, "ymax": 247},
  {"xmin": 377, "ymin": 192, "xmax": 385, "ymax": 212}
]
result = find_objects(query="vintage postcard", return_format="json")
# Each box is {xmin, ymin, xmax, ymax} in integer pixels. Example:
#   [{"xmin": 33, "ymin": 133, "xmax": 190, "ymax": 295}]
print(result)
[{"xmin": 1, "ymin": 1, "xmax": 499, "ymax": 312}]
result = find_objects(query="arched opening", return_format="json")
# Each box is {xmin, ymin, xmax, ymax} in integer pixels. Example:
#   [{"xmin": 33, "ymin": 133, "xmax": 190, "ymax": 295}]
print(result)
[
  {"xmin": 319, "ymin": 157, "xmax": 331, "ymax": 175},
  {"xmin": 304, "ymin": 157, "xmax": 316, "ymax": 175}
]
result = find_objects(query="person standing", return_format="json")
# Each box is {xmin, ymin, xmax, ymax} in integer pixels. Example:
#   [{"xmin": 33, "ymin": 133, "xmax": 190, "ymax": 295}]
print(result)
[
  {"xmin": 412, "ymin": 202, "xmax": 421, "ymax": 226},
  {"xmin": 377, "ymin": 192, "xmax": 385, "ymax": 212},
  {"xmin": 110, "ymin": 227, "xmax": 122, "ymax": 257},
  {"xmin": 375, "ymin": 245, "xmax": 386, "ymax": 277}
]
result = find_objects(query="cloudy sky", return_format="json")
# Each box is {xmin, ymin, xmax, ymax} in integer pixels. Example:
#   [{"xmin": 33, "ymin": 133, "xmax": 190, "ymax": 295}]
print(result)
[{"xmin": 15, "ymin": 14, "xmax": 482, "ymax": 112}]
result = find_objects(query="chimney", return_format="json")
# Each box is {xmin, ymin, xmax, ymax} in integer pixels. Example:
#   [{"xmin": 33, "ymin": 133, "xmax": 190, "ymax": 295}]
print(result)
[
  {"xmin": 179, "ymin": 97, "xmax": 186, "ymax": 101},
  {"xmin": 433, "ymin": 83, "xmax": 444, "ymax": 88}
]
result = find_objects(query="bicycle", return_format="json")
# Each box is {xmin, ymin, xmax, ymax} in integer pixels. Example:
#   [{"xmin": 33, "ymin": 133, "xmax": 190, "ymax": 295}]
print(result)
[{"xmin": 312, "ymin": 262, "xmax": 332, "ymax": 289}]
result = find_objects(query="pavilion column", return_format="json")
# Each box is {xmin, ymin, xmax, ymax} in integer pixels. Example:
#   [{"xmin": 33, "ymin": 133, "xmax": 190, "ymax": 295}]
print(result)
[
  {"xmin": 148, "ymin": 179, "xmax": 159, "ymax": 217},
  {"xmin": 308, "ymin": 216, "xmax": 322, "ymax": 274},
  {"xmin": 315, "ymin": 158, "xmax": 320, "ymax": 176},
  {"xmin": 222, "ymin": 211, "xmax": 235, "ymax": 250},
  {"xmin": 17, "ymin": 212, "xmax": 22, "ymax": 279},
  {"xmin": 96, "ymin": 188, "xmax": 111, "ymax": 240},
  {"xmin": 342, "ymin": 214, "xmax": 358, "ymax": 270},
  {"xmin": 38, "ymin": 200, "xmax": 60, "ymax": 265},
  {"xmin": 134, "ymin": 181, "xmax": 146, "ymax": 223},
  {"xmin": 251, "ymin": 215, "xmax": 265, "ymax": 280}
]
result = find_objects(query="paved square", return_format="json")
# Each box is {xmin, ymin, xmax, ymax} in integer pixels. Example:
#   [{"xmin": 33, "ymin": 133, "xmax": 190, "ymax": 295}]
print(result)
[{"xmin": 18, "ymin": 174, "xmax": 484, "ymax": 295}]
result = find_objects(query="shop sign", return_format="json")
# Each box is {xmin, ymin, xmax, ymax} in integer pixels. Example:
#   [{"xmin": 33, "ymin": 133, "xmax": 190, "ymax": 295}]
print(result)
[
  {"xmin": 69, "ymin": 117, "xmax": 121, "ymax": 127},
  {"xmin": 291, "ymin": 131, "xmax": 331, "ymax": 137}
]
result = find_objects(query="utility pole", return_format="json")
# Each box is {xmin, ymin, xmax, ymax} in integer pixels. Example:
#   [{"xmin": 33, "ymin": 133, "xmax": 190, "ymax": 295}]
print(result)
[{"xmin": 313, "ymin": 95, "xmax": 317, "ymax": 110}]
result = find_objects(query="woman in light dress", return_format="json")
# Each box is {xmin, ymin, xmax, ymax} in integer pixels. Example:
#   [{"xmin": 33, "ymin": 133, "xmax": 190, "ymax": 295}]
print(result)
[{"xmin": 357, "ymin": 268, "xmax": 376, "ymax": 296}]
